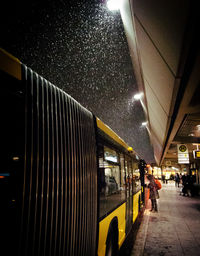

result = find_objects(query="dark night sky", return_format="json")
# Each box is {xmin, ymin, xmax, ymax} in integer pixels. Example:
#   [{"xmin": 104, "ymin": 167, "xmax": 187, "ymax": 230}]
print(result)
[{"xmin": 1, "ymin": 0, "xmax": 155, "ymax": 163}]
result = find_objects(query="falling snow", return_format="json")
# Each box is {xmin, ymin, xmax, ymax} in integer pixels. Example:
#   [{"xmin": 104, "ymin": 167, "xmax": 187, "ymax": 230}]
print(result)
[{"xmin": 1, "ymin": 0, "xmax": 154, "ymax": 163}]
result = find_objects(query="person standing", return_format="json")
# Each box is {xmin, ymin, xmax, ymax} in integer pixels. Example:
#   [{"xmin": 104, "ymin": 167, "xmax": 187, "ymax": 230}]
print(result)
[
  {"xmin": 147, "ymin": 174, "xmax": 159, "ymax": 212},
  {"xmin": 175, "ymin": 173, "xmax": 180, "ymax": 187},
  {"xmin": 162, "ymin": 174, "xmax": 165, "ymax": 184}
]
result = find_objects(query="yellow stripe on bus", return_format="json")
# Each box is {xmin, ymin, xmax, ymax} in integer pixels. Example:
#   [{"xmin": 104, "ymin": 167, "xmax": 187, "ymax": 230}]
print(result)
[
  {"xmin": 0, "ymin": 48, "xmax": 21, "ymax": 80},
  {"xmin": 96, "ymin": 118, "xmax": 129, "ymax": 150}
]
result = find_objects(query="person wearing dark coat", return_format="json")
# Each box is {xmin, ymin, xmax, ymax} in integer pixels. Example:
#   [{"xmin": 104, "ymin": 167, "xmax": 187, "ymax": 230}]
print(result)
[{"xmin": 175, "ymin": 173, "xmax": 180, "ymax": 187}]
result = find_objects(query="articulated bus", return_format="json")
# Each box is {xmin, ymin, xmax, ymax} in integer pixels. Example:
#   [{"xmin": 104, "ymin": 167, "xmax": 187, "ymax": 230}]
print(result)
[{"xmin": 0, "ymin": 48, "xmax": 145, "ymax": 256}]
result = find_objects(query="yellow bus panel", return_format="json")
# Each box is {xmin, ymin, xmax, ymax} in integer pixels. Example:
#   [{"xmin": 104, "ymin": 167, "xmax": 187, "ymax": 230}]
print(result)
[
  {"xmin": 133, "ymin": 191, "xmax": 141, "ymax": 223},
  {"xmin": 0, "ymin": 48, "xmax": 21, "ymax": 80},
  {"xmin": 98, "ymin": 202, "xmax": 126, "ymax": 256}
]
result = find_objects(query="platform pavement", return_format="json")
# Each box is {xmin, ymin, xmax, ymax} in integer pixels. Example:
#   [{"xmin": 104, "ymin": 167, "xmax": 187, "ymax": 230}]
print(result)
[{"xmin": 131, "ymin": 181, "xmax": 200, "ymax": 256}]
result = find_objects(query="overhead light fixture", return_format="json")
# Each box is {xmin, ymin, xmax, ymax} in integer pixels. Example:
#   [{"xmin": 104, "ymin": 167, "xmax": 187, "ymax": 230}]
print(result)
[
  {"xmin": 142, "ymin": 121, "xmax": 148, "ymax": 126},
  {"xmin": 107, "ymin": 0, "xmax": 121, "ymax": 11},
  {"xmin": 133, "ymin": 92, "xmax": 143, "ymax": 100}
]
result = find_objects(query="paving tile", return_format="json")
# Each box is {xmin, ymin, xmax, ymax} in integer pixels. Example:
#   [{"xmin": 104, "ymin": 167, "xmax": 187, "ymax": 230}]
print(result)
[
  {"xmin": 179, "ymin": 239, "xmax": 197, "ymax": 248},
  {"xmin": 182, "ymin": 246, "xmax": 200, "ymax": 256}
]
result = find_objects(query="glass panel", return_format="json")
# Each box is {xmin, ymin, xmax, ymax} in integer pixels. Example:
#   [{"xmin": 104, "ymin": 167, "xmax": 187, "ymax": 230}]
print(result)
[
  {"xmin": 120, "ymin": 154, "xmax": 126, "ymax": 192},
  {"xmin": 125, "ymin": 156, "xmax": 133, "ymax": 232},
  {"xmin": 105, "ymin": 166, "xmax": 120, "ymax": 195},
  {"xmin": 104, "ymin": 146, "xmax": 118, "ymax": 163},
  {"xmin": 99, "ymin": 146, "xmax": 126, "ymax": 218},
  {"xmin": 125, "ymin": 159, "xmax": 129, "ymax": 198},
  {"xmin": 132, "ymin": 161, "xmax": 141, "ymax": 193},
  {"xmin": 128, "ymin": 159, "xmax": 133, "ymax": 195},
  {"xmin": 125, "ymin": 156, "xmax": 133, "ymax": 195}
]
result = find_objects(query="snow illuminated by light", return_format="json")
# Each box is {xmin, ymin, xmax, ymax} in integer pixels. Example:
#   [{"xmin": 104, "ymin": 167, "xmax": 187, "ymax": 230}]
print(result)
[{"xmin": 2, "ymin": 0, "xmax": 155, "ymax": 163}]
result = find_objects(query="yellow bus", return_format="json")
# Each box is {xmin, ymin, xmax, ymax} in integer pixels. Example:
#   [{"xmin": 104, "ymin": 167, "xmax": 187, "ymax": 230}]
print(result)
[{"xmin": 0, "ymin": 48, "xmax": 144, "ymax": 256}]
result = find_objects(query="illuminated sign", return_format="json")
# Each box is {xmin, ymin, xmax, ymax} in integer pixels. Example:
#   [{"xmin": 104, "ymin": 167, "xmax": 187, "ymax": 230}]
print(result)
[
  {"xmin": 193, "ymin": 150, "xmax": 200, "ymax": 159},
  {"xmin": 178, "ymin": 144, "xmax": 188, "ymax": 153},
  {"xmin": 178, "ymin": 145, "xmax": 187, "ymax": 152},
  {"xmin": 196, "ymin": 151, "xmax": 200, "ymax": 158},
  {"xmin": 177, "ymin": 144, "xmax": 189, "ymax": 164}
]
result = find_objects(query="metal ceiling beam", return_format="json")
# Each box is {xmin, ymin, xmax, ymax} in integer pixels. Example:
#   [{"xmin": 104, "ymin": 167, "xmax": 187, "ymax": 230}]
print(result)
[{"xmin": 173, "ymin": 136, "xmax": 200, "ymax": 144}]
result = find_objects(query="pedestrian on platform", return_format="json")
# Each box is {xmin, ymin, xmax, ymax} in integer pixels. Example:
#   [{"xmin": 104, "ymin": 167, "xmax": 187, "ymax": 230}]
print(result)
[
  {"xmin": 162, "ymin": 174, "xmax": 165, "ymax": 184},
  {"xmin": 147, "ymin": 174, "xmax": 159, "ymax": 212},
  {"xmin": 181, "ymin": 174, "xmax": 190, "ymax": 196},
  {"xmin": 175, "ymin": 173, "xmax": 180, "ymax": 187}
]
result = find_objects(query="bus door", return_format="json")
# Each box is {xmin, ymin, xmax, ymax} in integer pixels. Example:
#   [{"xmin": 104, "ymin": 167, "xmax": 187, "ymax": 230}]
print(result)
[{"xmin": 125, "ymin": 158, "xmax": 133, "ymax": 234}]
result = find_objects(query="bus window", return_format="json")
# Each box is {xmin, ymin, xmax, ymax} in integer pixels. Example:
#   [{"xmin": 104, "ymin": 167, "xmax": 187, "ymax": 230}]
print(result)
[
  {"xmin": 132, "ymin": 161, "xmax": 141, "ymax": 193},
  {"xmin": 98, "ymin": 145, "xmax": 126, "ymax": 218},
  {"xmin": 120, "ymin": 153, "xmax": 126, "ymax": 194},
  {"xmin": 125, "ymin": 157, "xmax": 133, "ymax": 194}
]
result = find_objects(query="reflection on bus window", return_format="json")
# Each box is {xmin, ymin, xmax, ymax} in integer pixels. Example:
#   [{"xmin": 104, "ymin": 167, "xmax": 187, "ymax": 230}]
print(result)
[
  {"xmin": 104, "ymin": 146, "xmax": 118, "ymax": 163},
  {"xmin": 132, "ymin": 161, "xmax": 141, "ymax": 192},
  {"xmin": 105, "ymin": 168, "xmax": 119, "ymax": 196},
  {"xmin": 99, "ymin": 145, "xmax": 126, "ymax": 217},
  {"xmin": 120, "ymin": 154, "xmax": 126, "ymax": 191}
]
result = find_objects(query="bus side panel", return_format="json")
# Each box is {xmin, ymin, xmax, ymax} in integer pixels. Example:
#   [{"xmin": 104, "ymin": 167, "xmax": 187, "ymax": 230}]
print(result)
[
  {"xmin": 98, "ymin": 203, "xmax": 126, "ymax": 256},
  {"xmin": 0, "ymin": 63, "xmax": 25, "ymax": 256},
  {"xmin": 18, "ymin": 65, "xmax": 98, "ymax": 256},
  {"xmin": 133, "ymin": 191, "xmax": 141, "ymax": 223}
]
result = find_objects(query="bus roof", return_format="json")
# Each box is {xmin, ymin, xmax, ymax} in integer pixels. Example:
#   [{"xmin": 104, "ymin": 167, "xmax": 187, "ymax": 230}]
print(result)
[
  {"xmin": 0, "ymin": 48, "xmax": 21, "ymax": 80},
  {"xmin": 96, "ymin": 117, "xmax": 137, "ymax": 154}
]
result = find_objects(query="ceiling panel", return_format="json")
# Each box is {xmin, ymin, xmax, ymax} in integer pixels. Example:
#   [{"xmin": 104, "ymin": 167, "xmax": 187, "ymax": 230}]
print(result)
[
  {"xmin": 135, "ymin": 18, "xmax": 175, "ymax": 116},
  {"xmin": 148, "ymin": 105, "xmax": 166, "ymax": 145},
  {"xmin": 145, "ymin": 79, "xmax": 168, "ymax": 134},
  {"xmin": 132, "ymin": 0, "xmax": 189, "ymax": 75},
  {"xmin": 150, "ymin": 133, "xmax": 163, "ymax": 164},
  {"xmin": 121, "ymin": 0, "xmax": 199, "ymax": 166},
  {"xmin": 176, "ymin": 113, "xmax": 200, "ymax": 138}
]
